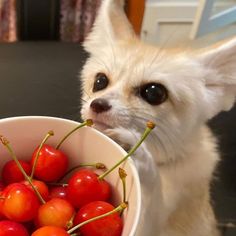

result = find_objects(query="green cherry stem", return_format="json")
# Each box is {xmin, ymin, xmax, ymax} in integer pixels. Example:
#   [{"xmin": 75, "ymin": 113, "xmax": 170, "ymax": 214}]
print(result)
[
  {"xmin": 57, "ymin": 162, "xmax": 106, "ymax": 183},
  {"xmin": 75, "ymin": 162, "xmax": 106, "ymax": 170},
  {"xmin": 55, "ymin": 119, "xmax": 93, "ymax": 150},
  {"xmin": 30, "ymin": 130, "xmax": 54, "ymax": 179},
  {"xmin": 98, "ymin": 121, "xmax": 155, "ymax": 180},
  {"xmin": 0, "ymin": 136, "xmax": 46, "ymax": 204},
  {"xmin": 119, "ymin": 168, "xmax": 127, "ymax": 204},
  {"xmin": 57, "ymin": 162, "xmax": 107, "ymax": 183},
  {"xmin": 46, "ymin": 182, "xmax": 68, "ymax": 187},
  {"xmin": 67, "ymin": 202, "xmax": 127, "ymax": 234},
  {"xmin": 67, "ymin": 212, "xmax": 76, "ymax": 230}
]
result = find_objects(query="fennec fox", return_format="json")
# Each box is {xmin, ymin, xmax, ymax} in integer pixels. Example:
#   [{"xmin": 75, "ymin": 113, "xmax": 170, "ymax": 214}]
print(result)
[{"xmin": 81, "ymin": 1, "xmax": 236, "ymax": 235}]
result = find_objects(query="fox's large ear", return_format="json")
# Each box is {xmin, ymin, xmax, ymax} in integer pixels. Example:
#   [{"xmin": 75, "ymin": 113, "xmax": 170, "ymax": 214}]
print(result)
[
  {"xmin": 197, "ymin": 38, "xmax": 236, "ymax": 119},
  {"xmin": 83, "ymin": 0, "xmax": 137, "ymax": 53}
]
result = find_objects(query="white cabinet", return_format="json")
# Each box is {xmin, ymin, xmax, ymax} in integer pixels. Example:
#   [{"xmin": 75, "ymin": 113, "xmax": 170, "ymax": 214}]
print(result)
[{"xmin": 141, "ymin": 1, "xmax": 236, "ymax": 47}]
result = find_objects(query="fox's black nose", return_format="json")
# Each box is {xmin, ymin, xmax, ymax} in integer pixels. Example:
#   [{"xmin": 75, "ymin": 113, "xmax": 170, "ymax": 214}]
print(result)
[{"xmin": 90, "ymin": 98, "xmax": 111, "ymax": 113}]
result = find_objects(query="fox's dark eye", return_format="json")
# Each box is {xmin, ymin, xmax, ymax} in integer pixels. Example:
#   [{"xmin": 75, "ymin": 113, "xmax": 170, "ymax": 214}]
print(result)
[
  {"xmin": 93, "ymin": 73, "xmax": 109, "ymax": 92},
  {"xmin": 139, "ymin": 83, "xmax": 168, "ymax": 105}
]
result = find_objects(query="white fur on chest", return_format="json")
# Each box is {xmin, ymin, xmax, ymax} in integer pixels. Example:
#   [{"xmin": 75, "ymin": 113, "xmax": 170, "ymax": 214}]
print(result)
[{"xmin": 156, "ymin": 126, "xmax": 220, "ymax": 236}]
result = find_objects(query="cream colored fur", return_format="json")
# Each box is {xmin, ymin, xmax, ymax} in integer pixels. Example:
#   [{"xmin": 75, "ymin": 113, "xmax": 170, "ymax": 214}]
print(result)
[{"xmin": 80, "ymin": 0, "xmax": 236, "ymax": 235}]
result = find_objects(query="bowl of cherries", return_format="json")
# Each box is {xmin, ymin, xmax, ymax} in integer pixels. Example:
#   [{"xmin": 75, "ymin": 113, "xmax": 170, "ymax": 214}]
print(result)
[{"xmin": 0, "ymin": 116, "xmax": 154, "ymax": 236}]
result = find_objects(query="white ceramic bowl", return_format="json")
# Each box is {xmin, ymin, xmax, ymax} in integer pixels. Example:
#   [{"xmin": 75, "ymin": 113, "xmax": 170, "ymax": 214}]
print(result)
[{"xmin": 0, "ymin": 116, "xmax": 141, "ymax": 236}]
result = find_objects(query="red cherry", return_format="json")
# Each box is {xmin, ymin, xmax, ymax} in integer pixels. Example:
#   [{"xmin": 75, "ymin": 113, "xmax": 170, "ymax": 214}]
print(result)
[
  {"xmin": 22, "ymin": 221, "xmax": 36, "ymax": 234},
  {"xmin": 30, "ymin": 144, "xmax": 68, "ymax": 182},
  {"xmin": 66, "ymin": 169, "xmax": 111, "ymax": 208},
  {"xmin": 1, "ymin": 183, "xmax": 40, "ymax": 222},
  {"xmin": 0, "ymin": 220, "xmax": 29, "ymax": 236},
  {"xmin": 0, "ymin": 181, "xmax": 5, "ymax": 191},
  {"xmin": 74, "ymin": 201, "xmax": 123, "ymax": 236},
  {"xmin": 35, "ymin": 198, "xmax": 75, "ymax": 229},
  {"xmin": 49, "ymin": 186, "xmax": 67, "ymax": 200},
  {"xmin": 21, "ymin": 179, "xmax": 49, "ymax": 202},
  {"xmin": 0, "ymin": 192, "xmax": 6, "ymax": 220},
  {"xmin": 2, "ymin": 160, "xmax": 31, "ymax": 185},
  {"xmin": 31, "ymin": 226, "xmax": 69, "ymax": 236}
]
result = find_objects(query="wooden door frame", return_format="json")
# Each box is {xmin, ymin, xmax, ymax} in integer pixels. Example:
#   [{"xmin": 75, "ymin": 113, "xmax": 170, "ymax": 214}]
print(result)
[{"xmin": 125, "ymin": 0, "xmax": 145, "ymax": 35}]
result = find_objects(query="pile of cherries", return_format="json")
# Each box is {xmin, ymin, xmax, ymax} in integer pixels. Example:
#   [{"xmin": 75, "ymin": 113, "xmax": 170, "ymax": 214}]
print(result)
[{"xmin": 0, "ymin": 120, "xmax": 155, "ymax": 236}]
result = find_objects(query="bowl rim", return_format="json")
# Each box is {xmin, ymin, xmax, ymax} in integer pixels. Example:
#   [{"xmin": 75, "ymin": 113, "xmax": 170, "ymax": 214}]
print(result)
[{"xmin": 0, "ymin": 115, "xmax": 141, "ymax": 236}]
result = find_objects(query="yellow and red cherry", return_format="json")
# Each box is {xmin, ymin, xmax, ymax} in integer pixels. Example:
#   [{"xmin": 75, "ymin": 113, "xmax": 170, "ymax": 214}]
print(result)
[
  {"xmin": 31, "ymin": 226, "xmax": 69, "ymax": 236},
  {"xmin": 1, "ymin": 183, "xmax": 40, "ymax": 222},
  {"xmin": 35, "ymin": 198, "xmax": 75, "ymax": 229}
]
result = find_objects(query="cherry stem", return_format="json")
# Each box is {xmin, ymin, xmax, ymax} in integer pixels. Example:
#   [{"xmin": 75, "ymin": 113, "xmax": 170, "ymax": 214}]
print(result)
[
  {"xmin": 57, "ymin": 162, "xmax": 106, "ymax": 183},
  {"xmin": 56, "ymin": 119, "xmax": 93, "ymax": 150},
  {"xmin": 98, "ymin": 121, "xmax": 155, "ymax": 180},
  {"xmin": 67, "ymin": 212, "xmax": 76, "ymax": 230},
  {"xmin": 119, "ymin": 168, "xmax": 127, "ymax": 204},
  {"xmin": 46, "ymin": 182, "xmax": 68, "ymax": 187},
  {"xmin": 67, "ymin": 202, "xmax": 127, "ymax": 234},
  {"xmin": 0, "ymin": 136, "xmax": 46, "ymax": 204},
  {"xmin": 30, "ymin": 130, "xmax": 54, "ymax": 180}
]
